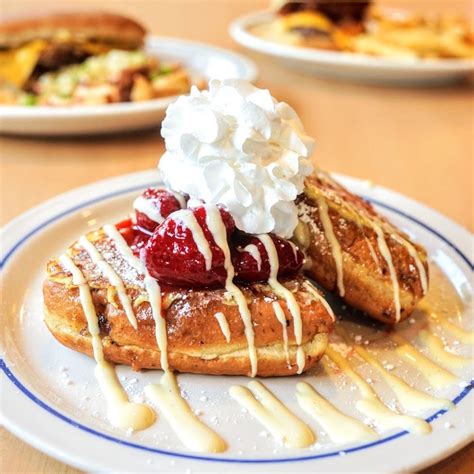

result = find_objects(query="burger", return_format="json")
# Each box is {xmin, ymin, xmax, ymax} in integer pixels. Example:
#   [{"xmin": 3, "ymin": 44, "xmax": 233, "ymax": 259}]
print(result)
[{"xmin": 0, "ymin": 11, "xmax": 192, "ymax": 106}]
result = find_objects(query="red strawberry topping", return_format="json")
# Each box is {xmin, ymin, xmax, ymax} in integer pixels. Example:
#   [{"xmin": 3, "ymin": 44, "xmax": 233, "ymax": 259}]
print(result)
[
  {"xmin": 143, "ymin": 206, "xmax": 235, "ymax": 288},
  {"xmin": 116, "ymin": 218, "xmax": 151, "ymax": 256},
  {"xmin": 134, "ymin": 187, "xmax": 182, "ymax": 233},
  {"xmin": 142, "ymin": 204, "xmax": 303, "ymax": 288},
  {"xmin": 232, "ymin": 234, "xmax": 304, "ymax": 283}
]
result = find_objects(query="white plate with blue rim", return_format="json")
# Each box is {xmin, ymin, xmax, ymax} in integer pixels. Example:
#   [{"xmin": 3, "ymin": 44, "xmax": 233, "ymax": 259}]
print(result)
[
  {"xmin": 1, "ymin": 169, "xmax": 472, "ymax": 472},
  {"xmin": 0, "ymin": 37, "xmax": 257, "ymax": 137},
  {"xmin": 229, "ymin": 10, "xmax": 474, "ymax": 85}
]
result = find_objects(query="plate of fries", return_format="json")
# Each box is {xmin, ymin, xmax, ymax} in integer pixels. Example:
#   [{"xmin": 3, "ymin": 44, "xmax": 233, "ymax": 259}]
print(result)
[{"xmin": 230, "ymin": 7, "xmax": 474, "ymax": 84}]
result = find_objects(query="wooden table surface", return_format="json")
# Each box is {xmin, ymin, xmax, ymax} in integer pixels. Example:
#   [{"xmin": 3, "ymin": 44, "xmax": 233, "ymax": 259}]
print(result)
[{"xmin": 1, "ymin": 1, "xmax": 473, "ymax": 473}]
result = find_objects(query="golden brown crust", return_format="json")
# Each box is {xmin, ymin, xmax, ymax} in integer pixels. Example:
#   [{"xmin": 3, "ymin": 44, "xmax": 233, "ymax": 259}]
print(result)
[
  {"xmin": 298, "ymin": 170, "xmax": 429, "ymax": 324},
  {"xmin": 42, "ymin": 229, "xmax": 334, "ymax": 376},
  {"xmin": 0, "ymin": 12, "xmax": 146, "ymax": 50},
  {"xmin": 44, "ymin": 306, "xmax": 328, "ymax": 377}
]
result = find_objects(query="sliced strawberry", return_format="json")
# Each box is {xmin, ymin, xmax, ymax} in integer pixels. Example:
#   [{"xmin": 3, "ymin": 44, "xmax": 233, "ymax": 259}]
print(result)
[
  {"xmin": 232, "ymin": 234, "xmax": 304, "ymax": 283},
  {"xmin": 143, "ymin": 206, "xmax": 234, "ymax": 288},
  {"xmin": 116, "ymin": 219, "xmax": 151, "ymax": 256},
  {"xmin": 134, "ymin": 187, "xmax": 183, "ymax": 233}
]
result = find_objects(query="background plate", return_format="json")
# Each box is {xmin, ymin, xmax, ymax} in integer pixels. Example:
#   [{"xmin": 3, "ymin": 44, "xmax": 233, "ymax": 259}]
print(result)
[
  {"xmin": 0, "ymin": 37, "xmax": 257, "ymax": 137},
  {"xmin": 229, "ymin": 11, "xmax": 474, "ymax": 86},
  {"xmin": 1, "ymin": 170, "xmax": 472, "ymax": 472}
]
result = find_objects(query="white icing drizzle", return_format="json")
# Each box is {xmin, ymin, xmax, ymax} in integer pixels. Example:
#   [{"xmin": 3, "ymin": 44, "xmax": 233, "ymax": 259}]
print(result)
[
  {"xmin": 317, "ymin": 196, "xmax": 345, "ymax": 297},
  {"xmin": 371, "ymin": 223, "xmax": 401, "ymax": 322},
  {"xmin": 175, "ymin": 209, "xmax": 213, "ymax": 271},
  {"xmin": 425, "ymin": 310, "xmax": 474, "ymax": 344},
  {"xmin": 392, "ymin": 334, "xmax": 458, "ymax": 389},
  {"xmin": 104, "ymin": 225, "xmax": 225, "ymax": 452},
  {"xmin": 204, "ymin": 205, "xmax": 258, "ymax": 376},
  {"xmin": 419, "ymin": 330, "xmax": 470, "ymax": 371},
  {"xmin": 133, "ymin": 188, "xmax": 187, "ymax": 225},
  {"xmin": 272, "ymin": 302, "xmax": 290, "ymax": 366},
  {"xmin": 302, "ymin": 281, "xmax": 336, "ymax": 322},
  {"xmin": 145, "ymin": 371, "xmax": 227, "ymax": 453},
  {"xmin": 133, "ymin": 195, "xmax": 164, "ymax": 224},
  {"xmin": 288, "ymin": 240, "xmax": 300, "ymax": 261},
  {"xmin": 103, "ymin": 225, "xmax": 168, "ymax": 371},
  {"xmin": 296, "ymin": 382, "xmax": 376, "ymax": 444},
  {"xmin": 256, "ymin": 234, "xmax": 305, "ymax": 374},
  {"xmin": 439, "ymin": 321, "xmax": 474, "ymax": 344},
  {"xmin": 391, "ymin": 233, "xmax": 428, "ymax": 295},
  {"xmin": 59, "ymin": 254, "xmax": 155, "ymax": 431},
  {"xmin": 341, "ymin": 331, "xmax": 454, "ymax": 412},
  {"xmin": 169, "ymin": 189, "xmax": 187, "ymax": 209},
  {"xmin": 238, "ymin": 244, "xmax": 262, "ymax": 271},
  {"xmin": 214, "ymin": 312, "xmax": 231, "ymax": 343},
  {"xmin": 79, "ymin": 235, "xmax": 138, "ymax": 330},
  {"xmin": 325, "ymin": 347, "xmax": 431, "ymax": 434},
  {"xmin": 362, "ymin": 226, "xmax": 380, "ymax": 268},
  {"xmin": 229, "ymin": 381, "xmax": 315, "ymax": 448}
]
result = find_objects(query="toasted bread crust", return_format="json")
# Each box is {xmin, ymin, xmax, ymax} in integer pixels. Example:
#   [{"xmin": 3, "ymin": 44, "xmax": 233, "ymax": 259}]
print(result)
[
  {"xmin": 298, "ymin": 171, "xmax": 429, "ymax": 324},
  {"xmin": 43, "ymin": 229, "xmax": 333, "ymax": 376},
  {"xmin": 0, "ymin": 12, "xmax": 146, "ymax": 49}
]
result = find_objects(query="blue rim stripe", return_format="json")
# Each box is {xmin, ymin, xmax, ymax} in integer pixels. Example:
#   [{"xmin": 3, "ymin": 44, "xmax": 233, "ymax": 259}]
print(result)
[
  {"xmin": 1, "ymin": 358, "xmax": 472, "ymax": 464},
  {"xmin": 1, "ymin": 182, "xmax": 473, "ymax": 464}
]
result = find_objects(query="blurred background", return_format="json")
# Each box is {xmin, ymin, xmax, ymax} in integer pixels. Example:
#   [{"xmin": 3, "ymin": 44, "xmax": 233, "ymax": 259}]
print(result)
[{"xmin": 1, "ymin": 0, "xmax": 472, "ymax": 232}]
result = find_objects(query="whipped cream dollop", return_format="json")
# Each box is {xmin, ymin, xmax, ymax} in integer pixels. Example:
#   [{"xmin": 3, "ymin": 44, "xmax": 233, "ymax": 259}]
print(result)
[{"xmin": 158, "ymin": 79, "xmax": 314, "ymax": 238}]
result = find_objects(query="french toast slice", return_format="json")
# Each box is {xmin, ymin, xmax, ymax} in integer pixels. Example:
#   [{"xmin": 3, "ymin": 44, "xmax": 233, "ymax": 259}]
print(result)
[
  {"xmin": 43, "ymin": 227, "xmax": 334, "ymax": 377},
  {"xmin": 296, "ymin": 169, "xmax": 428, "ymax": 324}
]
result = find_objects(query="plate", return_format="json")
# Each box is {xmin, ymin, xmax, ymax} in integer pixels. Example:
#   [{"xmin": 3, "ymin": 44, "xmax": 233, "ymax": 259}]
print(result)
[
  {"xmin": 0, "ymin": 37, "xmax": 258, "ymax": 137},
  {"xmin": 1, "ymin": 170, "xmax": 472, "ymax": 472},
  {"xmin": 229, "ymin": 11, "xmax": 474, "ymax": 85}
]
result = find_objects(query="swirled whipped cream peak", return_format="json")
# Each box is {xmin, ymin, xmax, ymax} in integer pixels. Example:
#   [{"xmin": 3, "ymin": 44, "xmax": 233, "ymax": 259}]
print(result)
[{"xmin": 158, "ymin": 79, "xmax": 315, "ymax": 238}]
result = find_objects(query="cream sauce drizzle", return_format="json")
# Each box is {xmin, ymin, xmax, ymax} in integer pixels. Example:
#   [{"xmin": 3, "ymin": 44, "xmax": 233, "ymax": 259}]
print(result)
[
  {"xmin": 168, "ymin": 189, "xmax": 187, "ymax": 209},
  {"xmin": 418, "ymin": 302, "xmax": 474, "ymax": 345},
  {"xmin": 205, "ymin": 205, "xmax": 258, "ymax": 376},
  {"xmin": 419, "ymin": 330, "xmax": 470, "ymax": 371},
  {"xmin": 59, "ymin": 254, "xmax": 155, "ymax": 430},
  {"xmin": 317, "ymin": 196, "xmax": 345, "ymax": 297},
  {"xmin": 302, "ymin": 281, "xmax": 336, "ymax": 322},
  {"xmin": 346, "ymin": 337, "xmax": 453, "ymax": 412},
  {"xmin": 229, "ymin": 381, "xmax": 315, "ymax": 448},
  {"xmin": 79, "ymin": 235, "xmax": 138, "ymax": 329},
  {"xmin": 361, "ymin": 224, "xmax": 380, "ymax": 268},
  {"xmin": 257, "ymin": 234, "xmax": 305, "ymax": 374},
  {"xmin": 103, "ymin": 225, "xmax": 169, "ymax": 371},
  {"xmin": 145, "ymin": 371, "xmax": 227, "ymax": 453},
  {"xmin": 214, "ymin": 312, "xmax": 231, "ymax": 343},
  {"xmin": 175, "ymin": 210, "xmax": 213, "ymax": 271},
  {"xmin": 238, "ymin": 244, "xmax": 262, "ymax": 271},
  {"xmin": 431, "ymin": 318, "xmax": 474, "ymax": 345},
  {"xmin": 272, "ymin": 302, "xmax": 290, "ymax": 365},
  {"xmin": 325, "ymin": 347, "xmax": 430, "ymax": 434},
  {"xmin": 391, "ymin": 234, "xmax": 428, "ymax": 295},
  {"xmin": 296, "ymin": 382, "xmax": 376, "ymax": 444},
  {"xmin": 371, "ymin": 224, "xmax": 401, "ymax": 322},
  {"xmin": 392, "ymin": 334, "xmax": 458, "ymax": 389},
  {"xmin": 288, "ymin": 241, "xmax": 300, "ymax": 261},
  {"xmin": 133, "ymin": 195, "xmax": 164, "ymax": 224},
  {"xmin": 105, "ymin": 225, "xmax": 226, "ymax": 451},
  {"xmin": 133, "ymin": 187, "xmax": 186, "ymax": 225}
]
